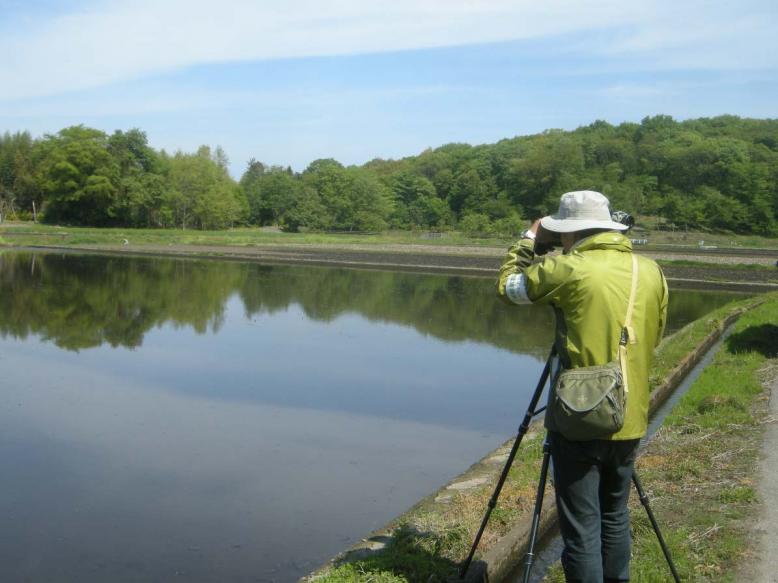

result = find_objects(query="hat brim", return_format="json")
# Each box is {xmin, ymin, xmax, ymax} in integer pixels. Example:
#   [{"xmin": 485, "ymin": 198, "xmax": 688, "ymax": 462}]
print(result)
[{"xmin": 540, "ymin": 216, "xmax": 630, "ymax": 233}]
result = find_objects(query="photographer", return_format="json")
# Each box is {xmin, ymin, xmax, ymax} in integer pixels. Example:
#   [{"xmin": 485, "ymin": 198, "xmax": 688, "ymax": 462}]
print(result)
[{"xmin": 496, "ymin": 190, "xmax": 668, "ymax": 583}]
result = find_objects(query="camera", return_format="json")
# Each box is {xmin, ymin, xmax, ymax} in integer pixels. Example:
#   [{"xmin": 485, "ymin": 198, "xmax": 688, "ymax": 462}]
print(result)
[{"xmin": 611, "ymin": 211, "xmax": 635, "ymax": 229}]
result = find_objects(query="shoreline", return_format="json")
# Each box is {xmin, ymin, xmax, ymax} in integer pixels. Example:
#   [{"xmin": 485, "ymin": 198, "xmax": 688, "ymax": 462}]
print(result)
[{"xmin": 4, "ymin": 242, "xmax": 778, "ymax": 292}]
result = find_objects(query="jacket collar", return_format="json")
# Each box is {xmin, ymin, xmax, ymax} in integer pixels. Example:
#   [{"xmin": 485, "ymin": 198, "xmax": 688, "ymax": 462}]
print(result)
[{"xmin": 569, "ymin": 231, "xmax": 633, "ymax": 253}]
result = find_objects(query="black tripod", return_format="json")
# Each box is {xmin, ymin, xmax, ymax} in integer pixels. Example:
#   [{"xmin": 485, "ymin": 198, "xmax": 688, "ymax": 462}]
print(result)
[
  {"xmin": 458, "ymin": 347, "xmax": 557, "ymax": 579},
  {"xmin": 459, "ymin": 348, "xmax": 681, "ymax": 583}
]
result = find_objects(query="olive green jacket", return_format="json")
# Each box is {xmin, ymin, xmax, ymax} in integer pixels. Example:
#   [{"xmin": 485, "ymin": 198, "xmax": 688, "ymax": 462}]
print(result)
[{"xmin": 497, "ymin": 232, "xmax": 668, "ymax": 440}]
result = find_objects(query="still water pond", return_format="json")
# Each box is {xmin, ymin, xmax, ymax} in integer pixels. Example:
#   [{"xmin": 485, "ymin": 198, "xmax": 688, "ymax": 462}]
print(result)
[{"xmin": 0, "ymin": 250, "xmax": 743, "ymax": 582}]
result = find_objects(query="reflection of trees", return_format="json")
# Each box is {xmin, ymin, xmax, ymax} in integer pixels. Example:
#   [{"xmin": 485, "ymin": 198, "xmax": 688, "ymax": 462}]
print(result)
[
  {"xmin": 0, "ymin": 251, "xmax": 735, "ymax": 353},
  {"xmin": 238, "ymin": 265, "xmax": 557, "ymax": 356},
  {"xmin": 0, "ymin": 252, "xmax": 556, "ymax": 354},
  {"xmin": 0, "ymin": 252, "xmax": 245, "ymax": 350},
  {"xmin": 664, "ymin": 290, "xmax": 744, "ymax": 333}
]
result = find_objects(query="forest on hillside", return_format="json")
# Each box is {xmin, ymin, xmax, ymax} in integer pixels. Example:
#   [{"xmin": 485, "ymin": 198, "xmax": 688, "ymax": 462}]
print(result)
[{"xmin": 1, "ymin": 115, "xmax": 777, "ymax": 235}]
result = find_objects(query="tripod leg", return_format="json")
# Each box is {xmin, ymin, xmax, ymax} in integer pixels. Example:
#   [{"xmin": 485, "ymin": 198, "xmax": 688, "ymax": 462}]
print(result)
[
  {"xmin": 632, "ymin": 472, "xmax": 681, "ymax": 583},
  {"xmin": 522, "ymin": 438, "xmax": 552, "ymax": 583},
  {"xmin": 459, "ymin": 347, "xmax": 556, "ymax": 579}
]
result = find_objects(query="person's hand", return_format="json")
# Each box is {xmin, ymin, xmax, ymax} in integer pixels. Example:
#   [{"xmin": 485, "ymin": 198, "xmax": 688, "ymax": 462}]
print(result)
[{"xmin": 534, "ymin": 217, "xmax": 560, "ymax": 255}]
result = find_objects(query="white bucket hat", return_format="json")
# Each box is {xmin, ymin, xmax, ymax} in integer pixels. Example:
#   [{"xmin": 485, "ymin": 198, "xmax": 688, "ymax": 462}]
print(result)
[{"xmin": 540, "ymin": 190, "xmax": 629, "ymax": 233}]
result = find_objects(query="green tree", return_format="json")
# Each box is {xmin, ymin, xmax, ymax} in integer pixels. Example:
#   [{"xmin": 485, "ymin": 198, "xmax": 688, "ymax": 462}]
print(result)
[
  {"xmin": 458, "ymin": 212, "xmax": 493, "ymax": 236},
  {"xmin": 0, "ymin": 131, "xmax": 37, "ymax": 220},
  {"xmin": 107, "ymin": 128, "xmax": 166, "ymax": 226},
  {"xmin": 240, "ymin": 163, "xmax": 301, "ymax": 226},
  {"xmin": 345, "ymin": 168, "xmax": 393, "ymax": 231},
  {"xmin": 5, "ymin": 115, "xmax": 778, "ymax": 235},
  {"xmin": 166, "ymin": 146, "xmax": 246, "ymax": 229},
  {"xmin": 240, "ymin": 159, "xmax": 267, "ymax": 224},
  {"xmin": 504, "ymin": 133, "xmax": 584, "ymax": 217},
  {"xmin": 278, "ymin": 184, "xmax": 327, "ymax": 232},
  {"xmin": 302, "ymin": 161, "xmax": 392, "ymax": 231},
  {"xmin": 36, "ymin": 125, "xmax": 119, "ymax": 225}
]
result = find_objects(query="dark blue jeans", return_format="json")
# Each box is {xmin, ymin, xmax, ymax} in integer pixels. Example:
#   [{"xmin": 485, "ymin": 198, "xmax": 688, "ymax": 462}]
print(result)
[{"xmin": 549, "ymin": 432, "xmax": 640, "ymax": 583}]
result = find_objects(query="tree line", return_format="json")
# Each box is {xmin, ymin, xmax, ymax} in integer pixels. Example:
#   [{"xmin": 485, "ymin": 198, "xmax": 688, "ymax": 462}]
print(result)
[{"xmin": 1, "ymin": 115, "xmax": 777, "ymax": 235}]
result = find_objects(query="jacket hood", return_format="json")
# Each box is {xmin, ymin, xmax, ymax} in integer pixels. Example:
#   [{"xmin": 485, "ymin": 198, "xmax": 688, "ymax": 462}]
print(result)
[{"xmin": 571, "ymin": 231, "xmax": 633, "ymax": 254}]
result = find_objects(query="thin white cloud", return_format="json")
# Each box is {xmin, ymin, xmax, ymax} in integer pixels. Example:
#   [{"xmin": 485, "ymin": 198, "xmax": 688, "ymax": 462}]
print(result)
[
  {"xmin": 0, "ymin": 82, "xmax": 465, "ymax": 120},
  {"xmin": 594, "ymin": 84, "xmax": 666, "ymax": 99},
  {"xmin": 604, "ymin": 8, "xmax": 777, "ymax": 70},
  {"xmin": 0, "ymin": 0, "xmax": 662, "ymax": 100},
  {"xmin": 1, "ymin": 0, "xmax": 775, "ymax": 101}
]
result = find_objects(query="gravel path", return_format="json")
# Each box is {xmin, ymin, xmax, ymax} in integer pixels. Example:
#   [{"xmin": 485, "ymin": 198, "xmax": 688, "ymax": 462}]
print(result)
[{"xmin": 757, "ymin": 370, "xmax": 778, "ymax": 582}]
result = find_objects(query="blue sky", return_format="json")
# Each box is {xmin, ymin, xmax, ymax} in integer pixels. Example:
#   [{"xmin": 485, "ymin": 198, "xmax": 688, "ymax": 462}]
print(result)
[{"xmin": 1, "ymin": 0, "xmax": 776, "ymax": 176}]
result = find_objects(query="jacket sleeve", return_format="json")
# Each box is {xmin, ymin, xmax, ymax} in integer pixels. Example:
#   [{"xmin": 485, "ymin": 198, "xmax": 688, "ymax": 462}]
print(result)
[
  {"xmin": 496, "ymin": 239, "xmax": 536, "ymax": 304},
  {"xmin": 497, "ymin": 240, "xmax": 575, "ymax": 306}
]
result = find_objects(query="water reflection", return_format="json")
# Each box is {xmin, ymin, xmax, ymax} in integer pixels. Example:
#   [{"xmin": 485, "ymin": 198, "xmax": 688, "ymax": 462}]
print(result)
[
  {"xmin": 0, "ymin": 251, "xmax": 740, "ymax": 354},
  {"xmin": 4, "ymin": 340, "xmax": 499, "ymax": 582}
]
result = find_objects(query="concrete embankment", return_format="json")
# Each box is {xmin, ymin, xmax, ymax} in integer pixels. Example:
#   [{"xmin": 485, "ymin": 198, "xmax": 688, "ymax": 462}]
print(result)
[{"xmin": 303, "ymin": 297, "xmax": 765, "ymax": 583}]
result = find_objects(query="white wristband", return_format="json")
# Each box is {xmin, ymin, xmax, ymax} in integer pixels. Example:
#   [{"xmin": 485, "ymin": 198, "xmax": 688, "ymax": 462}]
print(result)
[{"xmin": 505, "ymin": 273, "xmax": 531, "ymax": 304}]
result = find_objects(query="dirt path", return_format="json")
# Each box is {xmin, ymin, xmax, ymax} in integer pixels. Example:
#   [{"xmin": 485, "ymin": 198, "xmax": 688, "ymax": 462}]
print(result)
[{"xmin": 756, "ymin": 368, "xmax": 778, "ymax": 582}]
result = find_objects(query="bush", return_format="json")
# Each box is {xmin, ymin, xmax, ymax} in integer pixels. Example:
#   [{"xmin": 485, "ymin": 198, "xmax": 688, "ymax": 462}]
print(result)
[
  {"xmin": 458, "ymin": 212, "xmax": 493, "ymax": 237},
  {"xmin": 492, "ymin": 214, "xmax": 525, "ymax": 238}
]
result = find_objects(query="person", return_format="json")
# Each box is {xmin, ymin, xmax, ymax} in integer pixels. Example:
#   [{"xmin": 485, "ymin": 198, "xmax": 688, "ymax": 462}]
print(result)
[{"xmin": 496, "ymin": 190, "xmax": 668, "ymax": 583}]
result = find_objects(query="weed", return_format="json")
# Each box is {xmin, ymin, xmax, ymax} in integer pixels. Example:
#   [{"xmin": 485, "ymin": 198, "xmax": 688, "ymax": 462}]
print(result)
[
  {"xmin": 314, "ymin": 525, "xmax": 463, "ymax": 583},
  {"xmin": 718, "ymin": 486, "xmax": 756, "ymax": 505},
  {"xmin": 696, "ymin": 395, "xmax": 746, "ymax": 414}
]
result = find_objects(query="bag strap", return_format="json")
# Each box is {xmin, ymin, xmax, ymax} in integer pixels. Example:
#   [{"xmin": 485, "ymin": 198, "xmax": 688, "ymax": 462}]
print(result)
[
  {"xmin": 624, "ymin": 253, "xmax": 639, "ymax": 345},
  {"xmin": 618, "ymin": 254, "xmax": 639, "ymax": 394}
]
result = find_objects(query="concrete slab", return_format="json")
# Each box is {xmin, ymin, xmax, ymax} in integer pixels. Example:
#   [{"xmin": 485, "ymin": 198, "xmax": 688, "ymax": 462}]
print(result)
[{"xmin": 446, "ymin": 476, "xmax": 490, "ymax": 491}]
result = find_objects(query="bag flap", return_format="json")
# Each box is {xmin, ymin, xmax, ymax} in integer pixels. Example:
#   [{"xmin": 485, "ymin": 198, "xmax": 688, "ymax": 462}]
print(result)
[{"xmin": 555, "ymin": 364, "xmax": 622, "ymax": 413}]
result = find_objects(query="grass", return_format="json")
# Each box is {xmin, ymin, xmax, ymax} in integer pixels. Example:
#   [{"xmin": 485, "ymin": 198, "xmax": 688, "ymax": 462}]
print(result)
[
  {"xmin": 657, "ymin": 259, "xmax": 776, "ymax": 272},
  {"xmin": 645, "ymin": 232, "xmax": 778, "ymax": 249},
  {"xmin": 312, "ymin": 526, "xmax": 465, "ymax": 583},
  {"xmin": 543, "ymin": 292, "xmax": 778, "ymax": 582},
  {"xmin": 0, "ymin": 222, "xmax": 509, "ymax": 249},
  {"xmin": 309, "ymin": 295, "xmax": 774, "ymax": 583},
  {"xmin": 649, "ymin": 296, "xmax": 761, "ymax": 389},
  {"xmin": 2, "ymin": 221, "xmax": 777, "ymax": 252},
  {"xmin": 632, "ymin": 218, "xmax": 778, "ymax": 249}
]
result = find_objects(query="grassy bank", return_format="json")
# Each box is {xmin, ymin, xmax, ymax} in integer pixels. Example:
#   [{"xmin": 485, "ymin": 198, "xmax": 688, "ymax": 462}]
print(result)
[
  {"xmin": 1, "ymin": 223, "xmax": 501, "ymax": 249},
  {"xmin": 2, "ymin": 222, "xmax": 777, "ymax": 252},
  {"xmin": 544, "ymin": 292, "xmax": 778, "ymax": 582},
  {"xmin": 308, "ymin": 295, "xmax": 769, "ymax": 583}
]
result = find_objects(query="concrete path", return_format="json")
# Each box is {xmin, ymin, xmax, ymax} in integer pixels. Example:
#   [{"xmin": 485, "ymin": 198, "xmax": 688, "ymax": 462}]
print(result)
[{"xmin": 757, "ymin": 374, "xmax": 778, "ymax": 582}]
